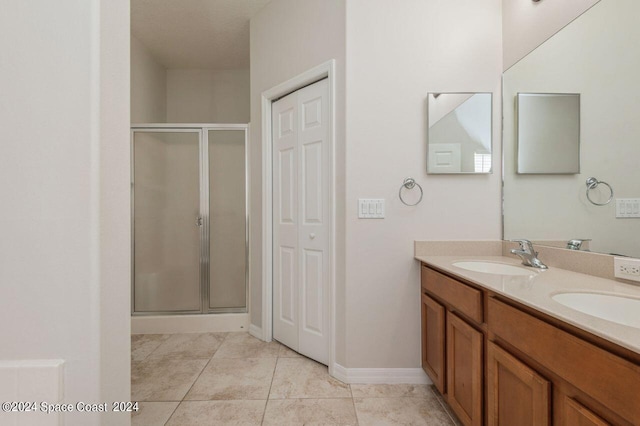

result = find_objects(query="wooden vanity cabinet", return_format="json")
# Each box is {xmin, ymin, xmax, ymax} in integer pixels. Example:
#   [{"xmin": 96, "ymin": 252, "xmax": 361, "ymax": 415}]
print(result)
[
  {"xmin": 421, "ymin": 265, "xmax": 484, "ymax": 426},
  {"xmin": 420, "ymin": 263, "xmax": 640, "ymax": 426},
  {"xmin": 488, "ymin": 296, "xmax": 640, "ymax": 426},
  {"xmin": 447, "ymin": 312, "xmax": 483, "ymax": 426},
  {"xmin": 487, "ymin": 341, "xmax": 550, "ymax": 426},
  {"xmin": 421, "ymin": 293, "xmax": 446, "ymax": 393},
  {"xmin": 561, "ymin": 397, "xmax": 610, "ymax": 426}
]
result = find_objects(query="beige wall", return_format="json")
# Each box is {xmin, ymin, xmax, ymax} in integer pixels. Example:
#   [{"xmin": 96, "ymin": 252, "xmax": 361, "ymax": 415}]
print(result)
[
  {"xmin": 503, "ymin": 0, "xmax": 640, "ymax": 259},
  {"xmin": 99, "ymin": 1, "xmax": 131, "ymax": 423},
  {"xmin": 502, "ymin": 0, "xmax": 600, "ymax": 70},
  {"xmin": 344, "ymin": 0, "xmax": 502, "ymax": 368},
  {"xmin": 167, "ymin": 69, "xmax": 250, "ymax": 123},
  {"xmin": 131, "ymin": 41, "xmax": 249, "ymax": 124},
  {"xmin": 250, "ymin": 0, "xmax": 347, "ymax": 363},
  {"xmin": 0, "ymin": 0, "xmax": 130, "ymax": 424},
  {"xmin": 250, "ymin": 0, "xmax": 501, "ymax": 369},
  {"xmin": 131, "ymin": 35, "xmax": 167, "ymax": 122}
]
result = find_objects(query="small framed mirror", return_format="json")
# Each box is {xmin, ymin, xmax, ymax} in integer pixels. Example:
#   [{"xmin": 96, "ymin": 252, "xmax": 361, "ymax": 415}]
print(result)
[
  {"xmin": 516, "ymin": 93, "xmax": 580, "ymax": 174},
  {"xmin": 427, "ymin": 92, "xmax": 492, "ymax": 174}
]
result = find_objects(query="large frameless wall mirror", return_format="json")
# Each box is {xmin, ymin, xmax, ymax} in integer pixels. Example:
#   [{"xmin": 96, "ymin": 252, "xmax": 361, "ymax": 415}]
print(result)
[
  {"xmin": 503, "ymin": 0, "xmax": 640, "ymax": 258},
  {"xmin": 427, "ymin": 92, "xmax": 493, "ymax": 174},
  {"xmin": 516, "ymin": 93, "xmax": 580, "ymax": 174}
]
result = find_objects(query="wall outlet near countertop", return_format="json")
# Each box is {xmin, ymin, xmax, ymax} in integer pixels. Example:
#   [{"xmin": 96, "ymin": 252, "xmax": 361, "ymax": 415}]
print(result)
[{"xmin": 614, "ymin": 257, "xmax": 640, "ymax": 282}]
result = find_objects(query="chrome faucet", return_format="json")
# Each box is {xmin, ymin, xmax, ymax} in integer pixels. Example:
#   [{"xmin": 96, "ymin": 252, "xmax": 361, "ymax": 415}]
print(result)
[
  {"xmin": 566, "ymin": 239, "xmax": 591, "ymax": 250},
  {"xmin": 510, "ymin": 239, "xmax": 548, "ymax": 269}
]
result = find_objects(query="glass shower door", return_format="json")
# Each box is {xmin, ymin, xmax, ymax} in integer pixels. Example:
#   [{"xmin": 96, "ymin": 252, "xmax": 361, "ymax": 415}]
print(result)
[
  {"xmin": 132, "ymin": 130, "xmax": 202, "ymax": 313},
  {"xmin": 207, "ymin": 129, "xmax": 247, "ymax": 312}
]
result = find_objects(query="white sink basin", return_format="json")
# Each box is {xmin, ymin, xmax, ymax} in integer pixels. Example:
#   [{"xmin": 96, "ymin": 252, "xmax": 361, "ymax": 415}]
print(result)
[
  {"xmin": 552, "ymin": 292, "xmax": 640, "ymax": 328},
  {"xmin": 452, "ymin": 261, "xmax": 536, "ymax": 276}
]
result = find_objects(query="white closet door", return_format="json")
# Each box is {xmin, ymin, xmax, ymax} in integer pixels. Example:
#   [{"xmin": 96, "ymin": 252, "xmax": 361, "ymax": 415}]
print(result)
[
  {"xmin": 296, "ymin": 79, "xmax": 330, "ymax": 364},
  {"xmin": 272, "ymin": 79, "xmax": 330, "ymax": 365},
  {"xmin": 272, "ymin": 91, "xmax": 299, "ymax": 350}
]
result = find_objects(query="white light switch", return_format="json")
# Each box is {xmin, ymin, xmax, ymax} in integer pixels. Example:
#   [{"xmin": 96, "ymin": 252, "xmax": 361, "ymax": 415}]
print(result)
[
  {"xmin": 358, "ymin": 199, "xmax": 385, "ymax": 219},
  {"xmin": 616, "ymin": 198, "xmax": 640, "ymax": 218}
]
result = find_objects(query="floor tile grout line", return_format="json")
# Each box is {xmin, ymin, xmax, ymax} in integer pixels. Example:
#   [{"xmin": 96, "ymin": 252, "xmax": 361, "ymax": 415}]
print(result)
[
  {"xmin": 260, "ymin": 354, "xmax": 279, "ymax": 425},
  {"xmin": 260, "ymin": 396, "xmax": 356, "ymax": 401},
  {"xmin": 139, "ymin": 335, "xmax": 448, "ymax": 426},
  {"xmin": 215, "ymin": 331, "xmax": 232, "ymax": 357},
  {"xmin": 429, "ymin": 386, "xmax": 458, "ymax": 426},
  {"xmin": 258, "ymin": 399, "xmax": 269, "ymax": 426},
  {"xmin": 180, "ymin": 332, "xmax": 230, "ymax": 402},
  {"xmin": 161, "ymin": 332, "xmax": 231, "ymax": 425},
  {"xmin": 349, "ymin": 382, "xmax": 361, "ymax": 426},
  {"xmin": 132, "ymin": 334, "xmax": 171, "ymax": 362},
  {"xmin": 154, "ymin": 395, "xmax": 436, "ymax": 402},
  {"xmin": 162, "ymin": 401, "xmax": 181, "ymax": 426},
  {"xmin": 134, "ymin": 331, "xmax": 225, "ymax": 362},
  {"xmin": 176, "ymin": 398, "xmax": 271, "ymax": 402}
]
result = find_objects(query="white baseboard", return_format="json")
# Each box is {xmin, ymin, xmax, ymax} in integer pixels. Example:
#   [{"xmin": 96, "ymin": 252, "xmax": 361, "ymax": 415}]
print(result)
[
  {"xmin": 248, "ymin": 324, "xmax": 263, "ymax": 340},
  {"xmin": 331, "ymin": 363, "xmax": 432, "ymax": 385},
  {"xmin": 132, "ymin": 313, "xmax": 250, "ymax": 334}
]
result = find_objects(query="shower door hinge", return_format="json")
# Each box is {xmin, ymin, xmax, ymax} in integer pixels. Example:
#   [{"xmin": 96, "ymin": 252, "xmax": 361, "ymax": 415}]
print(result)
[{"xmin": 196, "ymin": 216, "xmax": 203, "ymax": 227}]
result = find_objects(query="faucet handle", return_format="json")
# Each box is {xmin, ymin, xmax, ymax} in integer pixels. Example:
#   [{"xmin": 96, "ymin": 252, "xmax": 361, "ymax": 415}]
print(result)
[
  {"xmin": 509, "ymin": 239, "xmax": 533, "ymax": 251},
  {"xmin": 567, "ymin": 239, "xmax": 592, "ymax": 250}
]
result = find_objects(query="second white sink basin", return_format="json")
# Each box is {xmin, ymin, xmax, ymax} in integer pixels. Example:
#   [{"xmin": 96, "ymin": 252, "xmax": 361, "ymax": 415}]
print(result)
[
  {"xmin": 452, "ymin": 261, "xmax": 536, "ymax": 276},
  {"xmin": 552, "ymin": 292, "xmax": 640, "ymax": 328}
]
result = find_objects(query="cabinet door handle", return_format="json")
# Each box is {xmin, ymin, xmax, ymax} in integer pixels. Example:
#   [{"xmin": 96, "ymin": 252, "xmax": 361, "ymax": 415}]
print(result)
[{"xmin": 309, "ymin": 233, "xmax": 316, "ymax": 239}]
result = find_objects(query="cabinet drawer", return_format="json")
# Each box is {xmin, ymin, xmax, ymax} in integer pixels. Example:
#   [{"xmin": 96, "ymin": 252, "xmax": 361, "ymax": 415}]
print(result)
[
  {"xmin": 488, "ymin": 297, "xmax": 640, "ymax": 424},
  {"xmin": 421, "ymin": 266, "xmax": 483, "ymax": 323}
]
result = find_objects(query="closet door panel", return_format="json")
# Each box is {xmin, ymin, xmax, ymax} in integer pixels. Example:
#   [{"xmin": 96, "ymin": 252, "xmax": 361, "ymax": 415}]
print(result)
[
  {"xmin": 297, "ymin": 79, "xmax": 330, "ymax": 365},
  {"xmin": 272, "ymin": 94, "xmax": 299, "ymax": 350},
  {"xmin": 272, "ymin": 79, "xmax": 330, "ymax": 365}
]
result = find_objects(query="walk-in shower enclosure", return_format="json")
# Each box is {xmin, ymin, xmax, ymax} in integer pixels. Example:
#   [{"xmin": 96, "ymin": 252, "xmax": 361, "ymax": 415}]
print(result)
[{"xmin": 131, "ymin": 124, "xmax": 248, "ymax": 315}]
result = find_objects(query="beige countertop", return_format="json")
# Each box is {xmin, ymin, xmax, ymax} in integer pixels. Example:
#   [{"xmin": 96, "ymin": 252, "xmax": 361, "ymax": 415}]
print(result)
[{"xmin": 415, "ymin": 255, "xmax": 640, "ymax": 355}]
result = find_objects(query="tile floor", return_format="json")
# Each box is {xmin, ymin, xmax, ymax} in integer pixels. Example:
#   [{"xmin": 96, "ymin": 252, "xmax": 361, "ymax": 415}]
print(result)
[{"xmin": 131, "ymin": 332, "xmax": 461, "ymax": 425}]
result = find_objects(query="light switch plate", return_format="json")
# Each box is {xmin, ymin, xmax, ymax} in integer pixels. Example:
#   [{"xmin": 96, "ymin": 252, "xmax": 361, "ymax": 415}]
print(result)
[
  {"xmin": 358, "ymin": 199, "xmax": 385, "ymax": 219},
  {"xmin": 616, "ymin": 198, "xmax": 640, "ymax": 218}
]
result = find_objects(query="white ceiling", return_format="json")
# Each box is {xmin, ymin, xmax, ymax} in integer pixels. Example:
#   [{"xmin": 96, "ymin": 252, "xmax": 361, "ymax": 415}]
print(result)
[{"xmin": 131, "ymin": 0, "xmax": 272, "ymax": 69}]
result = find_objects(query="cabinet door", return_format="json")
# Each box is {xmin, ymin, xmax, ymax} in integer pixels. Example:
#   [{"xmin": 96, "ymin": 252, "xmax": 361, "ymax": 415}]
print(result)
[
  {"xmin": 447, "ymin": 312, "xmax": 483, "ymax": 426},
  {"xmin": 562, "ymin": 397, "xmax": 610, "ymax": 426},
  {"xmin": 421, "ymin": 294, "xmax": 446, "ymax": 393},
  {"xmin": 487, "ymin": 341, "xmax": 550, "ymax": 426}
]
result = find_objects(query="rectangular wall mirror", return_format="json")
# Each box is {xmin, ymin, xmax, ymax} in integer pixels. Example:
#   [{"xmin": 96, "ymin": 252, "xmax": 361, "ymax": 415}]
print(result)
[
  {"xmin": 427, "ymin": 92, "xmax": 492, "ymax": 174},
  {"xmin": 517, "ymin": 93, "xmax": 580, "ymax": 174}
]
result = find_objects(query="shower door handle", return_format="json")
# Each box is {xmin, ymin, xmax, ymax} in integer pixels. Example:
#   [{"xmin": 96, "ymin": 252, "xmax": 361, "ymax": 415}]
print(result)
[{"xmin": 195, "ymin": 216, "xmax": 203, "ymax": 227}]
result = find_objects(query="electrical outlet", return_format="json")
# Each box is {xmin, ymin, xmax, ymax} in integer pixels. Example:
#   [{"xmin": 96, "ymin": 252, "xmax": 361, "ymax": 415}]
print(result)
[{"xmin": 614, "ymin": 257, "xmax": 640, "ymax": 282}]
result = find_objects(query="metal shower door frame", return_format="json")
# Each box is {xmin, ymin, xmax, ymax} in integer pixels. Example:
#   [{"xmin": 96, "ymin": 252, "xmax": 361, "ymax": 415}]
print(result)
[{"xmin": 130, "ymin": 124, "xmax": 249, "ymax": 316}]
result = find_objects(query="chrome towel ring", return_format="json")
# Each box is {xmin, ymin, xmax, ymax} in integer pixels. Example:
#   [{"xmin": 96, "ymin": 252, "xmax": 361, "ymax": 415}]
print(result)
[
  {"xmin": 399, "ymin": 177, "xmax": 423, "ymax": 206},
  {"xmin": 586, "ymin": 177, "xmax": 614, "ymax": 206}
]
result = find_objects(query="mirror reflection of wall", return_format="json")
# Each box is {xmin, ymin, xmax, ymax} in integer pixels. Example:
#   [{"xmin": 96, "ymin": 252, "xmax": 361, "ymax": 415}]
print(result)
[
  {"xmin": 503, "ymin": 0, "xmax": 640, "ymax": 258},
  {"xmin": 427, "ymin": 93, "xmax": 492, "ymax": 174},
  {"xmin": 516, "ymin": 93, "xmax": 580, "ymax": 174}
]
